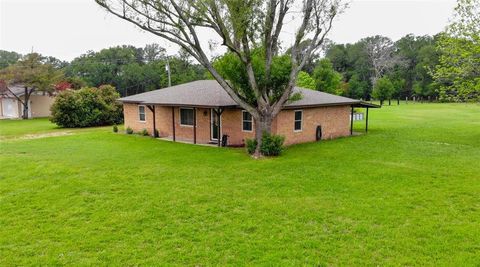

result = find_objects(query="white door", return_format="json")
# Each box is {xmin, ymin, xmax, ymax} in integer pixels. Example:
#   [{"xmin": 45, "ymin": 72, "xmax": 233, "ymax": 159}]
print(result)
[
  {"xmin": 210, "ymin": 109, "xmax": 222, "ymax": 141},
  {"xmin": 2, "ymin": 98, "xmax": 18, "ymax": 118}
]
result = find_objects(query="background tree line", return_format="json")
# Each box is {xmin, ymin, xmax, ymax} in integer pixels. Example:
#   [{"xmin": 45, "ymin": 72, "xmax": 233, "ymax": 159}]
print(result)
[
  {"xmin": 294, "ymin": 0, "xmax": 478, "ymax": 103},
  {"xmin": 1, "ymin": 0, "xmax": 477, "ymax": 104},
  {"xmin": 0, "ymin": 43, "xmax": 206, "ymax": 97}
]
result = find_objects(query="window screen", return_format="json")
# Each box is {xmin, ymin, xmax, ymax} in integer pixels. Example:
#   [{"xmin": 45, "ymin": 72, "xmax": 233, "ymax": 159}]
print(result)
[
  {"xmin": 242, "ymin": 111, "xmax": 253, "ymax": 131},
  {"xmin": 138, "ymin": 106, "xmax": 146, "ymax": 121},
  {"xmin": 180, "ymin": 108, "xmax": 194, "ymax": 126},
  {"xmin": 294, "ymin": 110, "xmax": 302, "ymax": 131}
]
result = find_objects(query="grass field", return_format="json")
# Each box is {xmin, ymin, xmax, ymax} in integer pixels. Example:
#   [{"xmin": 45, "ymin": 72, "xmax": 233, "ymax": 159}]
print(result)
[{"xmin": 1, "ymin": 103, "xmax": 479, "ymax": 265}]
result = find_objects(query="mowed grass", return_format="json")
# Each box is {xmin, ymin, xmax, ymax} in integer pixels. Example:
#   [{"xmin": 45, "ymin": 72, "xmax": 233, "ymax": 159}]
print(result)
[{"xmin": 0, "ymin": 103, "xmax": 479, "ymax": 265}]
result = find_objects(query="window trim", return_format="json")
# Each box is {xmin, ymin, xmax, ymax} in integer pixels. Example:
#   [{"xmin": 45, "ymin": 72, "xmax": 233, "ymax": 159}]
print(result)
[
  {"xmin": 241, "ymin": 110, "xmax": 253, "ymax": 132},
  {"xmin": 179, "ymin": 107, "xmax": 195, "ymax": 127},
  {"xmin": 138, "ymin": 105, "xmax": 146, "ymax": 122},
  {"xmin": 294, "ymin": 110, "xmax": 303, "ymax": 132}
]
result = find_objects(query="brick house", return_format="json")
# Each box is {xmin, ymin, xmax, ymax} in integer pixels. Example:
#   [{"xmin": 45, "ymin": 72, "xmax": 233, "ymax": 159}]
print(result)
[{"xmin": 119, "ymin": 80, "xmax": 379, "ymax": 146}]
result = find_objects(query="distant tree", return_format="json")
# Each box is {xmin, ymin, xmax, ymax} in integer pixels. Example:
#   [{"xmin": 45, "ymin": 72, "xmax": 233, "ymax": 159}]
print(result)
[
  {"xmin": 44, "ymin": 56, "xmax": 69, "ymax": 69},
  {"xmin": 0, "ymin": 53, "xmax": 63, "ymax": 119},
  {"xmin": 325, "ymin": 43, "xmax": 349, "ymax": 73},
  {"xmin": 363, "ymin": 35, "xmax": 401, "ymax": 86},
  {"xmin": 66, "ymin": 44, "xmax": 205, "ymax": 96},
  {"xmin": 346, "ymin": 73, "xmax": 369, "ymax": 99},
  {"xmin": 372, "ymin": 77, "xmax": 394, "ymax": 105},
  {"xmin": 296, "ymin": 71, "xmax": 316, "ymax": 89},
  {"xmin": 313, "ymin": 58, "xmax": 342, "ymax": 94},
  {"xmin": 143, "ymin": 43, "xmax": 166, "ymax": 62},
  {"xmin": 432, "ymin": 0, "xmax": 480, "ymax": 102},
  {"xmin": 395, "ymin": 34, "xmax": 437, "ymax": 98},
  {"xmin": 0, "ymin": 50, "xmax": 21, "ymax": 69}
]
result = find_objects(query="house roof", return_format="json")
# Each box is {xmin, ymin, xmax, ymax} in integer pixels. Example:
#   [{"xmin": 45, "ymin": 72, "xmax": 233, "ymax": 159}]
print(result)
[
  {"xmin": 119, "ymin": 80, "xmax": 379, "ymax": 109},
  {"xmin": 0, "ymin": 84, "xmax": 26, "ymax": 98}
]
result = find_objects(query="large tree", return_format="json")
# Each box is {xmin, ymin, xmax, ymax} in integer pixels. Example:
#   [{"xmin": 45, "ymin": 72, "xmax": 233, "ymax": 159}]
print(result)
[
  {"xmin": 0, "ymin": 53, "xmax": 63, "ymax": 119},
  {"xmin": 362, "ymin": 35, "xmax": 400, "ymax": 86},
  {"xmin": 432, "ymin": 0, "xmax": 479, "ymax": 102},
  {"xmin": 96, "ymin": 0, "xmax": 346, "ymax": 156}
]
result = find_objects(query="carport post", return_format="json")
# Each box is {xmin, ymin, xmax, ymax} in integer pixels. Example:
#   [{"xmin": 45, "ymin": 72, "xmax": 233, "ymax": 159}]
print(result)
[
  {"xmin": 171, "ymin": 107, "xmax": 176, "ymax": 142},
  {"xmin": 147, "ymin": 105, "xmax": 157, "ymax": 137},
  {"xmin": 350, "ymin": 106, "xmax": 354, "ymax": 135},
  {"xmin": 193, "ymin": 107, "xmax": 197, "ymax": 144},
  {"xmin": 365, "ymin": 107, "xmax": 369, "ymax": 133}
]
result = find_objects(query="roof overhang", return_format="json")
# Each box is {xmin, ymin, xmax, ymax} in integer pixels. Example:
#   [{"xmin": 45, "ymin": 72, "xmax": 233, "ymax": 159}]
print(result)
[
  {"xmin": 352, "ymin": 101, "xmax": 381, "ymax": 108},
  {"xmin": 119, "ymin": 100, "xmax": 381, "ymax": 109}
]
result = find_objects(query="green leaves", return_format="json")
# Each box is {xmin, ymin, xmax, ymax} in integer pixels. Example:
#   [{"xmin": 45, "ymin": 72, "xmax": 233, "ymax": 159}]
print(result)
[
  {"xmin": 212, "ymin": 48, "xmax": 292, "ymax": 105},
  {"xmin": 50, "ymin": 85, "xmax": 123, "ymax": 128},
  {"xmin": 432, "ymin": 0, "xmax": 480, "ymax": 102},
  {"xmin": 312, "ymin": 58, "xmax": 342, "ymax": 94},
  {"xmin": 372, "ymin": 77, "xmax": 394, "ymax": 102}
]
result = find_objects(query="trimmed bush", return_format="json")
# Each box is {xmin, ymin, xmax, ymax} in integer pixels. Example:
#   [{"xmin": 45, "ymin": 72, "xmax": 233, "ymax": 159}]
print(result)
[
  {"xmin": 260, "ymin": 133, "xmax": 285, "ymax": 156},
  {"xmin": 246, "ymin": 133, "xmax": 285, "ymax": 156},
  {"xmin": 139, "ymin": 128, "xmax": 149, "ymax": 136},
  {"xmin": 113, "ymin": 125, "xmax": 118, "ymax": 133},
  {"xmin": 50, "ymin": 85, "xmax": 123, "ymax": 128},
  {"xmin": 126, "ymin": 127, "xmax": 134, "ymax": 134},
  {"xmin": 245, "ymin": 138, "xmax": 257, "ymax": 155}
]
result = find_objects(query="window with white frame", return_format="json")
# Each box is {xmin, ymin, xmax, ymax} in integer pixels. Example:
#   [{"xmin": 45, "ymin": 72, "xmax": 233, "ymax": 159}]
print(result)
[
  {"xmin": 294, "ymin": 110, "xmax": 303, "ymax": 131},
  {"xmin": 242, "ymin": 111, "xmax": 253, "ymax": 131},
  {"xmin": 180, "ymin": 108, "xmax": 194, "ymax": 126},
  {"xmin": 138, "ymin": 105, "xmax": 146, "ymax": 122}
]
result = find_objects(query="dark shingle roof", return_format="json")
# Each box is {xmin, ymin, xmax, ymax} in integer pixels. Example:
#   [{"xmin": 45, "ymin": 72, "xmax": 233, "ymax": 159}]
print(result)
[
  {"xmin": 119, "ymin": 80, "xmax": 364, "ymax": 108},
  {"xmin": 0, "ymin": 84, "xmax": 26, "ymax": 98}
]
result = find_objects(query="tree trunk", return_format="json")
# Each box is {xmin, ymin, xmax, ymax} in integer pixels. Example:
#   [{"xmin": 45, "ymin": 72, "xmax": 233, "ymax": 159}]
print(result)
[
  {"xmin": 253, "ymin": 112, "xmax": 273, "ymax": 158},
  {"xmin": 22, "ymin": 87, "xmax": 30, "ymax": 120}
]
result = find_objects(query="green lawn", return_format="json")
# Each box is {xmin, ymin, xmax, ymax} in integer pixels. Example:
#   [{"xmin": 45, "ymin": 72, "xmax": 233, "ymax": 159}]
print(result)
[{"xmin": 1, "ymin": 103, "xmax": 479, "ymax": 265}]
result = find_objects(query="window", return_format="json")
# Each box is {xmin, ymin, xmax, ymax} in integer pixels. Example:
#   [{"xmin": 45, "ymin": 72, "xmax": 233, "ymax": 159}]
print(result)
[
  {"xmin": 242, "ymin": 111, "xmax": 253, "ymax": 132},
  {"xmin": 180, "ymin": 108, "xmax": 194, "ymax": 126},
  {"xmin": 138, "ymin": 105, "xmax": 146, "ymax": 122},
  {"xmin": 294, "ymin": 110, "xmax": 302, "ymax": 131}
]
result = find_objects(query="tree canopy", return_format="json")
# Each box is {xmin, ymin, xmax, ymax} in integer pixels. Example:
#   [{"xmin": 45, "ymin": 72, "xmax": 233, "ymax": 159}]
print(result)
[
  {"xmin": 0, "ymin": 53, "xmax": 64, "ymax": 119},
  {"xmin": 432, "ymin": 0, "xmax": 480, "ymax": 102}
]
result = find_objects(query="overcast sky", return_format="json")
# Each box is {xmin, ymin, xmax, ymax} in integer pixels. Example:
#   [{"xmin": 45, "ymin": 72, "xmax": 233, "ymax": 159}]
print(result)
[{"xmin": 0, "ymin": 0, "xmax": 457, "ymax": 61}]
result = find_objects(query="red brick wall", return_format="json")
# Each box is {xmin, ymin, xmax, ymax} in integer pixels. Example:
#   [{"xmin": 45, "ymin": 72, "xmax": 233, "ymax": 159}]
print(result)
[
  {"xmin": 123, "ymin": 103, "xmax": 351, "ymax": 146},
  {"xmin": 274, "ymin": 106, "xmax": 351, "ymax": 145},
  {"xmin": 221, "ymin": 109, "xmax": 255, "ymax": 146},
  {"xmin": 123, "ymin": 103, "xmax": 153, "ymax": 133}
]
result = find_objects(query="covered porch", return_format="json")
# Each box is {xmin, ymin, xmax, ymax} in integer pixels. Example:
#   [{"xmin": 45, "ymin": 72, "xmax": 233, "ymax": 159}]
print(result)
[
  {"xmin": 145, "ymin": 104, "xmax": 230, "ymax": 147},
  {"xmin": 349, "ymin": 102, "xmax": 381, "ymax": 135}
]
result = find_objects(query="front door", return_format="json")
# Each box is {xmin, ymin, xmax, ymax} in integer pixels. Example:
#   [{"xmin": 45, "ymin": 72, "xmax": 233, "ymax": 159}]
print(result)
[{"xmin": 211, "ymin": 109, "xmax": 221, "ymax": 141}]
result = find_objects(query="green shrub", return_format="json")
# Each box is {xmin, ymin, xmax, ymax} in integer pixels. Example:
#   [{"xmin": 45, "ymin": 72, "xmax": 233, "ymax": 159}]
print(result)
[
  {"xmin": 260, "ymin": 132, "xmax": 285, "ymax": 156},
  {"xmin": 113, "ymin": 125, "xmax": 118, "ymax": 133},
  {"xmin": 50, "ymin": 85, "xmax": 123, "ymax": 128},
  {"xmin": 139, "ymin": 128, "xmax": 149, "ymax": 136},
  {"xmin": 126, "ymin": 127, "xmax": 134, "ymax": 134},
  {"xmin": 245, "ymin": 138, "xmax": 257, "ymax": 155},
  {"xmin": 246, "ymin": 133, "xmax": 285, "ymax": 156}
]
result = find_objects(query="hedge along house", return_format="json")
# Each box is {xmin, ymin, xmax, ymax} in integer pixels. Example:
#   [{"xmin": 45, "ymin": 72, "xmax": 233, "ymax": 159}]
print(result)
[{"xmin": 119, "ymin": 80, "xmax": 379, "ymax": 146}]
